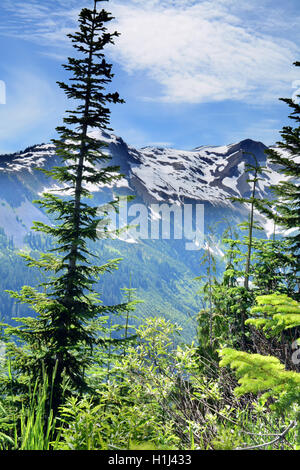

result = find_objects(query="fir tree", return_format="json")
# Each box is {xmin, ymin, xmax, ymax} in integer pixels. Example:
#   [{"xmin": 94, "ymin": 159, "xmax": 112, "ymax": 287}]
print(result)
[
  {"xmin": 258, "ymin": 61, "xmax": 300, "ymax": 297},
  {"xmin": 229, "ymin": 152, "xmax": 268, "ymax": 346},
  {"xmin": 4, "ymin": 0, "xmax": 132, "ymax": 414},
  {"xmin": 229, "ymin": 152, "xmax": 268, "ymax": 290}
]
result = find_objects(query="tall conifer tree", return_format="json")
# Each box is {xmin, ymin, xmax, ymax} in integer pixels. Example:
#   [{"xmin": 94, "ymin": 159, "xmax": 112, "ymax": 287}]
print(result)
[
  {"xmin": 229, "ymin": 152, "xmax": 268, "ymax": 347},
  {"xmin": 5, "ymin": 0, "xmax": 131, "ymax": 413},
  {"xmin": 258, "ymin": 61, "xmax": 300, "ymax": 297}
]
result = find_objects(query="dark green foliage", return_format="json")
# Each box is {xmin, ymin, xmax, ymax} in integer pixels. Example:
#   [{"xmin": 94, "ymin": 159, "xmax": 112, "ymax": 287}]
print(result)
[
  {"xmin": 220, "ymin": 294, "xmax": 300, "ymax": 449},
  {"xmin": 2, "ymin": 0, "xmax": 130, "ymax": 413},
  {"xmin": 256, "ymin": 62, "xmax": 300, "ymax": 297},
  {"xmin": 229, "ymin": 152, "xmax": 268, "ymax": 289},
  {"xmin": 251, "ymin": 238, "xmax": 297, "ymax": 296},
  {"xmin": 196, "ymin": 221, "xmax": 298, "ymax": 364}
]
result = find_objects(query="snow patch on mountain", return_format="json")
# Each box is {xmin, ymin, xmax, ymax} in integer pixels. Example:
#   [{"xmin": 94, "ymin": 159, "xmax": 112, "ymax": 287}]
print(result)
[
  {"xmin": 0, "ymin": 131, "xmax": 294, "ymax": 246},
  {"xmin": 126, "ymin": 139, "xmax": 274, "ymax": 207}
]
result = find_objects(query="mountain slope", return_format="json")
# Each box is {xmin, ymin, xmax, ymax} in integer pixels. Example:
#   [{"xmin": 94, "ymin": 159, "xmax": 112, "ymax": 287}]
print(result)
[
  {"xmin": 0, "ymin": 132, "xmax": 282, "ymax": 244},
  {"xmin": 0, "ymin": 133, "xmax": 286, "ymax": 339}
]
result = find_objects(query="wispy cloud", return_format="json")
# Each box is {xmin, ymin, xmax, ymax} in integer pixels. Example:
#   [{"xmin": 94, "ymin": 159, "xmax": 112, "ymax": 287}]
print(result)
[
  {"xmin": 1, "ymin": 0, "xmax": 299, "ymax": 105},
  {"xmin": 0, "ymin": 0, "xmax": 79, "ymax": 47},
  {"xmin": 109, "ymin": 1, "xmax": 299, "ymax": 104}
]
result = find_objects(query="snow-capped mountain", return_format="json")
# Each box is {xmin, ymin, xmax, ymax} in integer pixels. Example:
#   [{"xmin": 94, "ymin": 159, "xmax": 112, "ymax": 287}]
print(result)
[
  {"xmin": 125, "ymin": 138, "xmax": 277, "ymax": 207},
  {"xmin": 0, "ymin": 132, "xmax": 291, "ymax": 339},
  {"xmin": 0, "ymin": 131, "xmax": 283, "ymax": 246}
]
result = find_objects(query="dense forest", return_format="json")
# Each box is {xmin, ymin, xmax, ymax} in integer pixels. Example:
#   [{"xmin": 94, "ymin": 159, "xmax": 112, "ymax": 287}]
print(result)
[{"xmin": 0, "ymin": 0, "xmax": 299, "ymax": 453}]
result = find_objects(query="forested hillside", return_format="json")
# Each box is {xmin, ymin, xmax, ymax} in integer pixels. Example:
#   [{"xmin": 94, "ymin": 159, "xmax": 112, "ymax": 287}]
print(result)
[
  {"xmin": 0, "ymin": 0, "xmax": 299, "ymax": 454},
  {"xmin": 0, "ymin": 135, "xmax": 289, "ymax": 341}
]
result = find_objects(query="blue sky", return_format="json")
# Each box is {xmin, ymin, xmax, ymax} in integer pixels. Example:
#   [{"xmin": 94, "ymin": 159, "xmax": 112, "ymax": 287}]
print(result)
[{"xmin": 0, "ymin": 0, "xmax": 299, "ymax": 154}]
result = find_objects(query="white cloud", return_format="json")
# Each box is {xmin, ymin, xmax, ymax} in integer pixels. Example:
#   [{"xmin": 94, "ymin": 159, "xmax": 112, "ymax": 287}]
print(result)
[
  {"xmin": 1, "ymin": 0, "xmax": 299, "ymax": 104},
  {"xmin": 109, "ymin": 1, "xmax": 299, "ymax": 103},
  {"xmin": 0, "ymin": 1, "xmax": 79, "ymax": 47}
]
